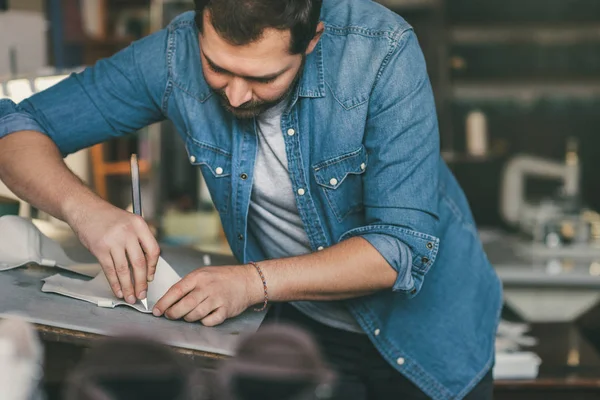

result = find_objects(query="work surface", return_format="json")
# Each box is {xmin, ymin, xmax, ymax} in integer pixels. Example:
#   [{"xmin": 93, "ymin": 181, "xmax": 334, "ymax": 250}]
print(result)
[
  {"xmin": 495, "ymin": 320, "xmax": 600, "ymax": 400},
  {"xmin": 0, "ymin": 231, "xmax": 267, "ymax": 358},
  {"xmin": 481, "ymin": 229, "xmax": 600, "ymax": 288}
]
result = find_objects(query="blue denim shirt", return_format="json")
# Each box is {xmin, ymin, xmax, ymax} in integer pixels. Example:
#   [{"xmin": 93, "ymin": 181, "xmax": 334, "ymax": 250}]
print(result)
[{"xmin": 0, "ymin": 1, "xmax": 502, "ymax": 398}]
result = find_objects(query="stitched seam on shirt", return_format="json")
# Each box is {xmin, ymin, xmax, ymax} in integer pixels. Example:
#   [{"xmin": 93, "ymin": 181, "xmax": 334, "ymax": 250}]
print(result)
[
  {"xmin": 320, "ymin": 185, "xmax": 354, "ymax": 223},
  {"xmin": 163, "ymin": 28, "xmax": 177, "ymax": 114},
  {"xmin": 373, "ymin": 28, "xmax": 413, "ymax": 87},
  {"xmin": 455, "ymin": 291, "xmax": 502, "ymax": 399},
  {"xmin": 0, "ymin": 113, "xmax": 38, "ymax": 127},
  {"xmin": 171, "ymin": 80, "xmax": 214, "ymax": 103},
  {"xmin": 187, "ymin": 136, "xmax": 232, "ymax": 157},
  {"xmin": 341, "ymin": 224, "xmax": 439, "ymax": 242},
  {"xmin": 325, "ymin": 24, "xmax": 407, "ymax": 38},
  {"xmin": 439, "ymin": 187, "xmax": 479, "ymax": 238},
  {"xmin": 299, "ymin": 38, "xmax": 326, "ymax": 98},
  {"xmin": 132, "ymin": 41, "xmax": 166, "ymax": 119},
  {"xmin": 167, "ymin": 19, "xmax": 195, "ymax": 33},
  {"xmin": 63, "ymin": 75, "xmax": 120, "ymax": 138},
  {"xmin": 313, "ymin": 145, "xmax": 364, "ymax": 171},
  {"xmin": 286, "ymin": 108, "xmax": 330, "ymax": 248},
  {"xmin": 366, "ymin": 306, "xmax": 451, "ymax": 399},
  {"xmin": 324, "ymin": 81, "xmax": 368, "ymax": 110},
  {"xmin": 340, "ymin": 225, "xmax": 439, "ymax": 279}
]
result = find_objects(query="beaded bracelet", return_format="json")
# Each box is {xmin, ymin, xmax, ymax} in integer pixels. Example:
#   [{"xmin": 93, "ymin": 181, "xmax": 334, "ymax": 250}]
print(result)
[{"xmin": 249, "ymin": 261, "xmax": 268, "ymax": 312}]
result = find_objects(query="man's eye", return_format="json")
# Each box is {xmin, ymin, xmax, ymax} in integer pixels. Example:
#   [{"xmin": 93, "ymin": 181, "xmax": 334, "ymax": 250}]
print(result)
[
  {"xmin": 254, "ymin": 77, "xmax": 276, "ymax": 84},
  {"xmin": 208, "ymin": 63, "xmax": 227, "ymax": 74}
]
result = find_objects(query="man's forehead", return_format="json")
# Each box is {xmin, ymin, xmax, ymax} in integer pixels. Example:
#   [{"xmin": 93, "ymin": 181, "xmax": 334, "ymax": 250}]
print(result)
[
  {"xmin": 199, "ymin": 14, "xmax": 297, "ymax": 79},
  {"xmin": 200, "ymin": 10, "xmax": 293, "ymax": 59}
]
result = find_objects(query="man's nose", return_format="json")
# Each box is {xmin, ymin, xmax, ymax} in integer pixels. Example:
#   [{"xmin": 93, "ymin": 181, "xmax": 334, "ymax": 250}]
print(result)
[{"xmin": 225, "ymin": 78, "xmax": 252, "ymax": 107}]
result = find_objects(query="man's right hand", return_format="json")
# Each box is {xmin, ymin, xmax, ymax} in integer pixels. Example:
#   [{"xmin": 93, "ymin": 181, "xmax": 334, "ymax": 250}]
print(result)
[
  {"xmin": 67, "ymin": 201, "xmax": 160, "ymax": 304},
  {"xmin": 0, "ymin": 131, "xmax": 159, "ymax": 303}
]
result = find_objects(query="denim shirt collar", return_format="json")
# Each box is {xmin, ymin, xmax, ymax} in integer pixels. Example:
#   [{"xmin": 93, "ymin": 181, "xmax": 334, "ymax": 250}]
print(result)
[{"xmin": 298, "ymin": 39, "xmax": 326, "ymax": 99}]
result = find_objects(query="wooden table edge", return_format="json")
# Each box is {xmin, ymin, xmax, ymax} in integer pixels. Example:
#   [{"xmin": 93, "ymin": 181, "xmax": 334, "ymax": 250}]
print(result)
[{"xmin": 32, "ymin": 322, "xmax": 227, "ymax": 361}]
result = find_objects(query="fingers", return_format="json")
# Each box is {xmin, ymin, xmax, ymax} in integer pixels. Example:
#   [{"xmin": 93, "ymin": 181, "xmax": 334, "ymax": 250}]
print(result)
[
  {"xmin": 126, "ymin": 238, "xmax": 148, "ymax": 300},
  {"xmin": 201, "ymin": 308, "xmax": 227, "ymax": 327},
  {"xmin": 153, "ymin": 276, "xmax": 194, "ymax": 316},
  {"xmin": 134, "ymin": 217, "xmax": 160, "ymax": 282},
  {"xmin": 98, "ymin": 254, "xmax": 123, "ymax": 299},
  {"xmin": 166, "ymin": 292, "xmax": 211, "ymax": 321},
  {"xmin": 182, "ymin": 296, "xmax": 218, "ymax": 322},
  {"xmin": 110, "ymin": 247, "xmax": 135, "ymax": 304}
]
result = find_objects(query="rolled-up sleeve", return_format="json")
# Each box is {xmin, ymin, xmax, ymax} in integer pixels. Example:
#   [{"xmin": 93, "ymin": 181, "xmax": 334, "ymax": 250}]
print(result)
[
  {"xmin": 0, "ymin": 27, "xmax": 169, "ymax": 156},
  {"xmin": 340, "ymin": 29, "xmax": 441, "ymax": 298},
  {"xmin": 0, "ymin": 101, "xmax": 47, "ymax": 137}
]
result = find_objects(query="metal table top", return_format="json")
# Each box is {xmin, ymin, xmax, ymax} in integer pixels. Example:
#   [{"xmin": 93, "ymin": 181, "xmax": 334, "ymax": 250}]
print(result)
[
  {"xmin": 481, "ymin": 229, "xmax": 600, "ymax": 289},
  {"xmin": 0, "ymin": 222, "xmax": 266, "ymax": 358}
]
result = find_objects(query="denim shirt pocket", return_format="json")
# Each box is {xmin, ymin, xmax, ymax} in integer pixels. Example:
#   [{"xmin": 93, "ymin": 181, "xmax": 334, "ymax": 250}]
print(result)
[
  {"xmin": 185, "ymin": 136, "xmax": 233, "ymax": 214},
  {"xmin": 313, "ymin": 145, "xmax": 368, "ymax": 222}
]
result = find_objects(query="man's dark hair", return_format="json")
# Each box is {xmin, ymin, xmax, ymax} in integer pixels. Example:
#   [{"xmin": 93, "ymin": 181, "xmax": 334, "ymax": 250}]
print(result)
[{"xmin": 194, "ymin": 0, "xmax": 323, "ymax": 54}]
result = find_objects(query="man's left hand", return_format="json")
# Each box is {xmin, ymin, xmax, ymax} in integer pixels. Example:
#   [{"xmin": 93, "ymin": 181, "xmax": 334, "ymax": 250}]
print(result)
[{"xmin": 152, "ymin": 264, "xmax": 263, "ymax": 326}]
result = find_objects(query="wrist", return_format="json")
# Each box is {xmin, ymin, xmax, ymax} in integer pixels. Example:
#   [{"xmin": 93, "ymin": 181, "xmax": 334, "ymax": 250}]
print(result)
[
  {"xmin": 243, "ymin": 262, "xmax": 268, "ymax": 308},
  {"xmin": 61, "ymin": 191, "xmax": 107, "ymax": 227}
]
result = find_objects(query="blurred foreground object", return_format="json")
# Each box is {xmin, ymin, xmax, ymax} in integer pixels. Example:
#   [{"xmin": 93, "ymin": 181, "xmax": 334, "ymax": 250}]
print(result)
[
  {"xmin": 64, "ymin": 335, "xmax": 208, "ymax": 400},
  {"xmin": 0, "ymin": 316, "xmax": 44, "ymax": 400},
  {"xmin": 215, "ymin": 324, "xmax": 336, "ymax": 400}
]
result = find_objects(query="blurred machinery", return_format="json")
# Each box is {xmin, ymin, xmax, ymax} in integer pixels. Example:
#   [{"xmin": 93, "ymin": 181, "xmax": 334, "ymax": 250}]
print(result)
[
  {"xmin": 501, "ymin": 138, "xmax": 600, "ymax": 252},
  {"xmin": 483, "ymin": 138, "xmax": 600, "ymax": 325}
]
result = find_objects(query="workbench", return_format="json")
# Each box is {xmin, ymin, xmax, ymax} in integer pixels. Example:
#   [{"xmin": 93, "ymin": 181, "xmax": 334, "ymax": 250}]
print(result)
[
  {"xmin": 482, "ymin": 229, "xmax": 600, "ymax": 399},
  {"xmin": 494, "ymin": 320, "xmax": 600, "ymax": 400},
  {"xmin": 0, "ymin": 224, "xmax": 266, "ymax": 397}
]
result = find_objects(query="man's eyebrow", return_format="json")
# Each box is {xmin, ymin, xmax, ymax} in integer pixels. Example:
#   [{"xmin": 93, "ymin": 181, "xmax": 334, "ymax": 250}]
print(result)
[{"xmin": 202, "ymin": 51, "xmax": 290, "ymax": 80}]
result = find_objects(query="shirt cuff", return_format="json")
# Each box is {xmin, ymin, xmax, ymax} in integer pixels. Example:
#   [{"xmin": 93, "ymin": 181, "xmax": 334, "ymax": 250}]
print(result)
[
  {"xmin": 0, "ymin": 100, "xmax": 47, "ymax": 139},
  {"xmin": 339, "ymin": 224, "xmax": 440, "ymax": 298}
]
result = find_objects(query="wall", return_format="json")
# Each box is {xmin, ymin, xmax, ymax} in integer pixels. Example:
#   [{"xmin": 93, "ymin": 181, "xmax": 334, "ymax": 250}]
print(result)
[
  {"xmin": 7, "ymin": 0, "xmax": 43, "ymax": 12},
  {"xmin": 0, "ymin": 11, "xmax": 47, "ymax": 76}
]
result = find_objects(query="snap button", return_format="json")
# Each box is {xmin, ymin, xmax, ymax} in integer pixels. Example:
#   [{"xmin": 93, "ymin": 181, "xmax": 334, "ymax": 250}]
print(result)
[
  {"xmin": 287, "ymin": 128, "xmax": 295, "ymax": 136},
  {"xmin": 240, "ymin": 173, "xmax": 248, "ymax": 180},
  {"xmin": 189, "ymin": 155, "xmax": 196, "ymax": 163},
  {"xmin": 397, "ymin": 358, "xmax": 405, "ymax": 366},
  {"xmin": 297, "ymin": 188, "xmax": 306, "ymax": 196},
  {"xmin": 238, "ymin": 234, "xmax": 244, "ymax": 240},
  {"xmin": 360, "ymin": 163, "xmax": 366, "ymax": 171},
  {"xmin": 329, "ymin": 178, "xmax": 338, "ymax": 186},
  {"xmin": 215, "ymin": 167, "xmax": 224, "ymax": 175},
  {"xmin": 374, "ymin": 329, "xmax": 380, "ymax": 336},
  {"xmin": 317, "ymin": 246, "xmax": 324, "ymax": 251},
  {"xmin": 422, "ymin": 257, "xmax": 429, "ymax": 264},
  {"xmin": 426, "ymin": 242, "xmax": 433, "ymax": 250}
]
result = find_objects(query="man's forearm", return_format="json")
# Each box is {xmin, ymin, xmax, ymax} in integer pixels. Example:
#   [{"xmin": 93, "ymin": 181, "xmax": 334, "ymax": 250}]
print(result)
[
  {"xmin": 0, "ymin": 131, "xmax": 104, "ymax": 224},
  {"xmin": 254, "ymin": 237, "xmax": 397, "ymax": 303}
]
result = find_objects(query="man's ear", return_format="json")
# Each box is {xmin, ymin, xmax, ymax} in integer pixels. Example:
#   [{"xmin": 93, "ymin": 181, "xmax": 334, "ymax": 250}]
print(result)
[{"xmin": 305, "ymin": 22, "xmax": 325, "ymax": 55}]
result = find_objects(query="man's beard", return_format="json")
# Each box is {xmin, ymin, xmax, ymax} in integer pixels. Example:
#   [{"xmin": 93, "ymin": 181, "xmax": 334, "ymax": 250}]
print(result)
[{"xmin": 215, "ymin": 56, "xmax": 305, "ymax": 119}]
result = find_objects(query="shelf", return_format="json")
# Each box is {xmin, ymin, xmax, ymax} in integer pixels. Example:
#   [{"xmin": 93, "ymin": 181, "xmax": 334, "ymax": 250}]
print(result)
[
  {"xmin": 102, "ymin": 159, "xmax": 150, "ymax": 176},
  {"xmin": 451, "ymin": 25, "xmax": 600, "ymax": 46},
  {"xmin": 452, "ymin": 82, "xmax": 600, "ymax": 102},
  {"xmin": 446, "ymin": 0, "xmax": 600, "ymax": 25},
  {"xmin": 443, "ymin": 152, "xmax": 506, "ymax": 164},
  {"xmin": 376, "ymin": 0, "xmax": 439, "ymax": 11}
]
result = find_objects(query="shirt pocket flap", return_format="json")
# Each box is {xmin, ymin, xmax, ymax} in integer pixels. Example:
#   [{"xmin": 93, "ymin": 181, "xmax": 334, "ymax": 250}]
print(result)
[
  {"xmin": 185, "ymin": 138, "xmax": 232, "ymax": 178},
  {"xmin": 313, "ymin": 146, "xmax": 368, "ymax": 189}
]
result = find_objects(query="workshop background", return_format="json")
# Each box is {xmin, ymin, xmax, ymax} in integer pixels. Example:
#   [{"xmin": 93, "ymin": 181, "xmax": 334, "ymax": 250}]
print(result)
[{"xmin": 2, "ymin": 0, "xmax": 600, "ymax": 399}]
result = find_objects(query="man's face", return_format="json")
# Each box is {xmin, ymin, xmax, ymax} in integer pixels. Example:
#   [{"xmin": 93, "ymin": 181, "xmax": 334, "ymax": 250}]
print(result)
[{"xmin": 198, "ymin": 11, "xmax": 318, "ymax": 119}]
